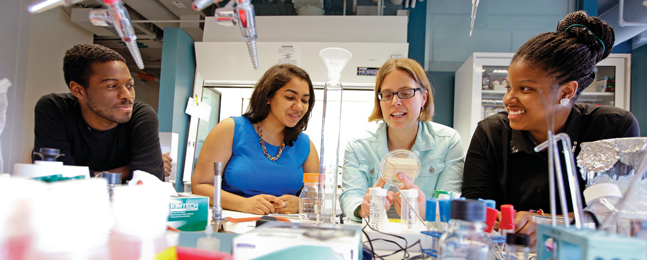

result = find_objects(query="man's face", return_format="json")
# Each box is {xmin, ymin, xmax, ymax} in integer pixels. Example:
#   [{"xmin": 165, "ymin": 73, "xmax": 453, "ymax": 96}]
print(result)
[{"xmin": 82, "ymin": 60, "xmax": 135, "ymax": 126}]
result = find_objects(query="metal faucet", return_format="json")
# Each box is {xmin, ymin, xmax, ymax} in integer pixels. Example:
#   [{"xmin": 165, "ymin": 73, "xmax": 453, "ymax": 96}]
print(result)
[{"xmin": 211, "ymin": 162, "xmax": 228, "ymax": 232}]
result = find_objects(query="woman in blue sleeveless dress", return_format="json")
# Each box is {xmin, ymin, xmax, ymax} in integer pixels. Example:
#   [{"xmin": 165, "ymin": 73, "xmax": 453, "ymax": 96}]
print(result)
[{"xmin": 192, "ymin": 64, "xmax": 319, "ymax": 215}]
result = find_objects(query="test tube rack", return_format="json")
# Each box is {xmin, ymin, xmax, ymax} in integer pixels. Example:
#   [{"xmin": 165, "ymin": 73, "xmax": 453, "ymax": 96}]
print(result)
[{"xmin": 536, "ymin": 224, "xmax": 646, "ymax": 260}]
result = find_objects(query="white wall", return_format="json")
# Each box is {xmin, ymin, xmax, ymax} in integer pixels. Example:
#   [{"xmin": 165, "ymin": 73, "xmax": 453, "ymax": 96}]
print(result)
[
  {"xmin": 0, "ymin": 0, "xmax": 31, "ymax": 173},
  {"xmin": 18, "ymin": 8, "xmax": 93, "ymax": 168}
]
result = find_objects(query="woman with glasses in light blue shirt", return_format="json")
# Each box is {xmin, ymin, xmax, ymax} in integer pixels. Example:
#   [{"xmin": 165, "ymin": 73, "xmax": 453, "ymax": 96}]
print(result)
[{"xmin": 340, "ymin": 58, "xmax": 464, "ymax": 222}]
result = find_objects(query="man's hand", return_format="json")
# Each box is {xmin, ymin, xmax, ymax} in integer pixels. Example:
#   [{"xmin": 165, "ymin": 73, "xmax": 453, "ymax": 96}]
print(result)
[
  {"xmin": 392, "ymin": 173, "xmax": 426, "ymax": 219},
  {"xmin": 276, "ymin": 194, "xmax": 299, "ymax": 214},
  {"xmin": 240, "ymin": 194, "xmax": 284, "ymax": 215},
  {"xmin": 162, "ymin": 152, "xmax": 173, "ymax": 177},
  {"xmin": 360, "ymin": 177, "xmax": 394, "ymax": 219}
]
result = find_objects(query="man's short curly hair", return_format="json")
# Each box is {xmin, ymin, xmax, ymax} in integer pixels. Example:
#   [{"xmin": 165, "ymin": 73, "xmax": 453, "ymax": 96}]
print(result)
[{"xmin": 63, "ymin": 44, "xmax": 126, "ymax": 89}]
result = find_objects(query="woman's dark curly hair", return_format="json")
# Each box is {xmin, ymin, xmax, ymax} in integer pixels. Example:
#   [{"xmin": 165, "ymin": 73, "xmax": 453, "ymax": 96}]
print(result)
[
  {"xmin": 511, "ymin": 11, "xmax": 614, "ymax": 99},
  {"xmin": 243, "ymin": 64, "xmax": 315, "ymax": 146}
]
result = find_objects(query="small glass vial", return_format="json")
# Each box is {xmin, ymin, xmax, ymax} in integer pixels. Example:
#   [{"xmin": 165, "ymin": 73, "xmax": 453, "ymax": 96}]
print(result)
[
  {"xmin": 505, "ymin": 233, "xmax": 530, "ymax": 260},
  {"xmin": 368, "ymin": 187, "xmax": 387, "ymax": 231},
  {"xmin": 400, "ymin": 189, "xmax": 420, "ymax": 233},
  {"xmin": 439, "ymin": 199, "xmax": 493, "ymax": 260}
]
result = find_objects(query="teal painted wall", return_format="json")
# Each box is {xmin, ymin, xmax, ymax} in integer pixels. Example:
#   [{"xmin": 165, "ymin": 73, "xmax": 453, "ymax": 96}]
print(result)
[
  {"xmin": 425, "ymin": 0, "xmax": 575, "ymax": 72},
  {"xmin": 428, "ymin": 71, "xmax": 455, "ymax": 127},
  {"xmin": 158, "ymin": 28, "xmax": 196, "ymax": 191},
  {"xmin": 631, "ymin": 44, "xmax": 647, "ymax": 136}
]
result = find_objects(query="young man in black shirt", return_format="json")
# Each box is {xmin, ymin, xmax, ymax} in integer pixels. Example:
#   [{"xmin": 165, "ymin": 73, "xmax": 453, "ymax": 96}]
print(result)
[{"xmin": 33, "ymin": 44, "xmax": 170, "ymax": 181}]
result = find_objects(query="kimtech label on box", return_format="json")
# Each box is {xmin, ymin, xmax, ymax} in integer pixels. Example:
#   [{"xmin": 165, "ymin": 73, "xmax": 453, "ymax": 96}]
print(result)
[{"xmin": 167, "ymin": 193, "xmax": 209, "ymax": 231}]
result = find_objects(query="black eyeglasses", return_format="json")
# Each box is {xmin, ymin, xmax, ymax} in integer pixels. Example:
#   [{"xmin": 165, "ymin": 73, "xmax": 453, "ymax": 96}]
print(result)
[{"xmin": 377, "ymin": 88, "xmax": 422, "ymax": 101}]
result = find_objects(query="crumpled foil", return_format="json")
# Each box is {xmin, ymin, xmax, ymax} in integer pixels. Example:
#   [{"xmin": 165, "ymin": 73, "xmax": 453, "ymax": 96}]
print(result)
[
  {"xmin": 577, "ymin": 137, "xmax": 647, "ymax": 221},
  {"xmin": 577, "ymin": 137, "xmax": 647, "ymax": 185}
]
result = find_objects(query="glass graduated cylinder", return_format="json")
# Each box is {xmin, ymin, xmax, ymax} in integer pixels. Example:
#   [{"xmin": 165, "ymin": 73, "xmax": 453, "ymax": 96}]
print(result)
[{"xmin": 318, "ymin": 82, "xmax": 342, "ymax": 223}]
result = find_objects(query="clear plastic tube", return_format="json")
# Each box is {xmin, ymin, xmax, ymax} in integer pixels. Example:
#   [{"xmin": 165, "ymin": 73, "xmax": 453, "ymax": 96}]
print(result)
[
  {"xmin": 400, "ymin": 190, "xmax": 419, "ymax": 233},
  {"xmin": 369, "ymin": 187, "xmax": 387, "ymax": 231}
]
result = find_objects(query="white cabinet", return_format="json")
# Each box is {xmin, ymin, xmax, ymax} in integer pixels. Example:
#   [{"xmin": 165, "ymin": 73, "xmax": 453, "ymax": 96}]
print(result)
[{"xmin": 453, "ymin": 52, "xmax": 632, "ymax": 153}]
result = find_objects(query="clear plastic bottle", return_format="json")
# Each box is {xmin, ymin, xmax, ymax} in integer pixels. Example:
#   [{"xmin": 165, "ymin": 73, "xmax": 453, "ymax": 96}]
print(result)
[
  {"xmin": 582, "ymin": 183, "xmax": 623, "ymax": 233},
  {"xmin": 299, "ymin": 173, "xmax": 320, "ymax": 221},
  {"xmin": 400, "ymin": 189, "xmax": 420, "ymax": 233},
  {"xmin": 368, "ymin": 187, "xmax": 387, "ymax": 230},
  {"xmin": 505, "ymin": 233, "xmax": 530, "ymax": 260},
  {"xmin": 439, "ymin": 199, "xmax": 493, "ymax": 260},
  {"xmin": 482, "ymin": 73, "xmax": 491, "ymax": 90}
]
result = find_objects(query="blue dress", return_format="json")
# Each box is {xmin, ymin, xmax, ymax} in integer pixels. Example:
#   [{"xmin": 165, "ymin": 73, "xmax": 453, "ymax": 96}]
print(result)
[{"xmin": 222, "ymin": 116, "xmax": 311, "ymax": 197}]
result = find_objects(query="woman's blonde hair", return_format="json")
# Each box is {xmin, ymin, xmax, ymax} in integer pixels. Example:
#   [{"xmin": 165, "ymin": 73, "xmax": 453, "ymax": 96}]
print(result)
[{"xmin": 368, "ymin": 58, "xmax": 434, "ymax": 122}]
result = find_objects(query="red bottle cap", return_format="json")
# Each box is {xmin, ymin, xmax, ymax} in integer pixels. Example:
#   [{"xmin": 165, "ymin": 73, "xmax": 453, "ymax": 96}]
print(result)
[
  {"xmin": 499, "ymin": 204, "xmax": 516, "ymax": 230},
  {"xmin": 484, "ymin": 207, "xmax": 499, "ymax": 233}
]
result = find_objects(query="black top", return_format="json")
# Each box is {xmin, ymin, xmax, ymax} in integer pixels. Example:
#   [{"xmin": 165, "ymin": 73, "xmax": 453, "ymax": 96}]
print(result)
[
  {"xmin": 33, "ymin": 93, "xmax": 164, "ymax": 181},
  {"xmin": 462, "ymin": 104, "xmax": 640, "ymax": 214}
]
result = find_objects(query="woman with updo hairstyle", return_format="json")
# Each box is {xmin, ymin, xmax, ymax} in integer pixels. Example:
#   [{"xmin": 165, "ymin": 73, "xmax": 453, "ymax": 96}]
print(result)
[{"xmin": 462, "ymin": 11, "xmax": 639, "ymax": 246}]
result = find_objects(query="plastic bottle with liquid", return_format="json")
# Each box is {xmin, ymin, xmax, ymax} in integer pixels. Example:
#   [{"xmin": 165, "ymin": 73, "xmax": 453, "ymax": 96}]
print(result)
[
  {"xmin": 299, "ymin": 173, "xmax": 320, "ymax": 221},
  {"xmin": 400, "ymin": 189, "xmax": 421, "ymax": 233},
  {"xmin": 438, "ymin": 199, "xmax": 493, "ymax": 260},
  {"xmin": 505, "ymin": 233, "xmax": 530, "ymax": 260},
  {"xmin": 368, "ymin": 187, "xmax": 387, "ymax": 230},
  {"xmin": 583, "ymin": 183, "xmax": 623, "ymax": 233},
  {"xmin": 482, "ymin": 73, "xmax": 491, "ymax": 90}
]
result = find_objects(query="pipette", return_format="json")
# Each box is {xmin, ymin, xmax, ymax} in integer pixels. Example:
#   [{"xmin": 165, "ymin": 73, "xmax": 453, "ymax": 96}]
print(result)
[
  {"xmin": 235, "ymin": 0, "xmax": 259, "ymax": 69},
  {"xmin": 26, "ymin": 0, "xmax": 84, "ymax": 14},
  {"xmin": 192, "ymin": 0, "xmax": 260, "ymax": 70},
  {"xmin": 470, "ymin": 0, "xmax": 479, "ymax": 36},
  {"xmin": 103, "ymin": 0, "xmax": 145, "ymax": 70}
]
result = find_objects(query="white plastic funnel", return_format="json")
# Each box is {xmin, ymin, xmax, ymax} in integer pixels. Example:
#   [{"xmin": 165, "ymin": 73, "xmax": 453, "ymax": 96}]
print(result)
[{"xmin": 319, "ymin": 48, "xmax": 352, "ymax": 83}]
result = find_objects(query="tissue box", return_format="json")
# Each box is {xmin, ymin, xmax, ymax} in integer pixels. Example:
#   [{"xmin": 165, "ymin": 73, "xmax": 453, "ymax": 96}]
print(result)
[
  {"xmin": 233, "ymin": 221, "xmax": 362, "ymax": 260},
  {"xmin": 168, "ymin": 193, "xmax": 209, "ymax": 231}
]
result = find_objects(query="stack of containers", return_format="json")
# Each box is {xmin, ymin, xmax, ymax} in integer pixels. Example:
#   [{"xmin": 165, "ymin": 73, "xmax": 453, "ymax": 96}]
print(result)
[
  {"xmin": 0, "ymin": 178, "xmax": 47, "ymax": 260},
  {"xmin": 110, "ymin": 185, "xmax": 170, "ymax": 260},
  {"xmin": 27, "ymin": 178, "xmax": 113, "ymax": 260}
]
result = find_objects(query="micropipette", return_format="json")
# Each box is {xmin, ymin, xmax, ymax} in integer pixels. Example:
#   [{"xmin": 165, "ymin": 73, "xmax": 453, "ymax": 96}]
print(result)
[
  {"xmin": 103, "ymin": 0, "xmax": 145, "ymax": 70},
  {"xmin": 192, "ymin": 0, "xmax": 260, "ymax": 70},
  {"xmin": 470, "ymin": 0, "xmax": 479, "ymax": 36}
]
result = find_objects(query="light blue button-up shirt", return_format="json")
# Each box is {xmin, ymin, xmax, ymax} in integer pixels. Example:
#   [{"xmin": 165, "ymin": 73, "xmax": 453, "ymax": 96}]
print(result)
[{"xmin": 340, "ymin": 121, "xmax": 465, "ymax": 222}]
